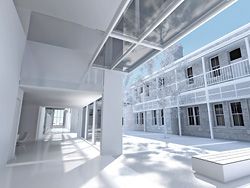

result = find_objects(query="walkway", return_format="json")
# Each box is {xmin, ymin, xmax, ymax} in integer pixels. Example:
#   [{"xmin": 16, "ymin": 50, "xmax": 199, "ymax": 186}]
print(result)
[{"xmin": 1, "ymin": 130, "xmax": 250, "ymax": 188}]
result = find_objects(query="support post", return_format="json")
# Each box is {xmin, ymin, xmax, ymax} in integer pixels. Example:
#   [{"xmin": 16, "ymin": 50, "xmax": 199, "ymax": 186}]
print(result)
[
  {"xmin": 175, "ymin": 69, "xmax": 182, "ymax": 136},
  {"xmin": 143, "ymin": 111, "xmax": 146, "ymax": 132},
  {"xmin": 84, "ymin": 105, "xmax": 89, "ymax": 140},
  {"xmin": 92, "ymin": 101, "xmax": 97, "ymax": 144},
  {"xmin": 177, "ymin": 105, "xmax": 182, "ymax": 136},
  {"xmin": 101, "ymin": 70, "xmax": 123, "ymax": 157},
  {"xmin": 202, "ymin": 57, "xmax": 214, "ymax": 139},
  {"xmin": 244, "ymin": 37, "xmax": 250, "ymax": 65}
]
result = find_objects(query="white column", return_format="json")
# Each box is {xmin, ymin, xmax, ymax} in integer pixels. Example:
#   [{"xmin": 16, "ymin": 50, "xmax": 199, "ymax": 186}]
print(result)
[
  {"xmin": 64, "ymin": 109, "xmax": 71, "ymax": 130},
  {"xmin": 84, "ymin": 105, "xmax": 89, "ymax": 140},
  {"xmin": 91, "ymin": 101, "xmax": 97, "ymax": 144},
  {"xmin": 175, "ymin": 69, "xmax": 182, "ymax": 136},
  {"xmin": 177, "ymin": 105, "xmax": 182, "ymax": 136},
  {"xmin": 36, "ymin": 107, "xmax": 46, "ymax": 140},
  {"xmin": 143, "ymin": 112, "xmax": 146, "ymax": 132},
  {"xmin": 245, "ymin": 37, "xmax": 250, "ymax": 64},
  {"xmin": 202, "ymin": 57, "xmax": 214, "ymax": 139},
  {"xmin": 8, "ymin": 89, "xmax": 24, "ymax": 160},
  {"xmin": 101, "ymin": 70, "xmax": 124, "ymax": 157}
]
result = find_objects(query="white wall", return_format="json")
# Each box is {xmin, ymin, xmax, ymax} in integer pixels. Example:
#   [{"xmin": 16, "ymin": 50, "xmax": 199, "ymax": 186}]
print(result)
[
  {"xmin": 64, "ymin": 109, "xmax": 71, "ymax": 130},
  {"xmin": 8, "ymin": 89, "xmax": 24, "ymax": 161},
  {"xmin": 44, "ymin": 110, "xmax": 53, "ymax": 133},
  {"xmin": 70, "ymin": 108, "xmax": 83, "ymax": 137},
  {"xmin": 0, "ymin": 0, "xmax": 26, "ymax": 166},
  {"xmin": 18, "ymin": 101, "xmax": 40, "ymax": 142},
  {"xmin": 36, "ymin": 107, "xmax": 46, "ymax": 140},
  {"xmin": 101, "ymin": 70, "xmax": 124, "ymax": 157},
  {"xmin": 20, "ymin": 41, "xmax": 104, "ymax": 91}
]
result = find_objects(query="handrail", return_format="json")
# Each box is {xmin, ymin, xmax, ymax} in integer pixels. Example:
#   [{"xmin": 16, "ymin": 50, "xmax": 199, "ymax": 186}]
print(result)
[{"xmin": 132, "ymin": 59, "xmax": 250, "ymax": 106}]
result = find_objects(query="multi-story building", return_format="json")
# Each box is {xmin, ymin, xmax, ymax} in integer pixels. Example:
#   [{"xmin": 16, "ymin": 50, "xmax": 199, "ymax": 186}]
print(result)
[{"xmin": 124, "ymin": 23, "xmax": 250, "ymax": 142}]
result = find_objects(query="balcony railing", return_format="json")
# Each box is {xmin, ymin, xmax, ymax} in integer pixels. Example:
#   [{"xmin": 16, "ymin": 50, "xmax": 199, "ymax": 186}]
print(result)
[
  {"xmin": 206, "ymin": 59, "xmax": 250, "ymax": 85},
  {"xmin": 131, "ymin": 59, "xmax": 250, "ymax": 106},
  {"xmin": 177, "ymin": 74, "xmax": 205, "ymax": 93}
]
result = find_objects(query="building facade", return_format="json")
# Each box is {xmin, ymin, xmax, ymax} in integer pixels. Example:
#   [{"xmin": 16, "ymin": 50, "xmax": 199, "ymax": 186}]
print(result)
[{"xmin": 124, "ymin": 23, "xmax": 250, "ymax": 142}]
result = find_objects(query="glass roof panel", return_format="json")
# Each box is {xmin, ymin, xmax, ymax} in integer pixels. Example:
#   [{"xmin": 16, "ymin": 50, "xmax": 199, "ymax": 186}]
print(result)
[
  {"xmin": 93, "ymin": 37, "xmax": 132, "ymax": 68},
  {"xmin": 144, "ymin": 0, "xmax": 224, "ymax": 46},
  {"xmin": 115, "ymin": 45, "xmax": 157, "ymax": 71},
  {"xmin": 114, "ymin": 0, "xmax": 175, "ymax": 39}
]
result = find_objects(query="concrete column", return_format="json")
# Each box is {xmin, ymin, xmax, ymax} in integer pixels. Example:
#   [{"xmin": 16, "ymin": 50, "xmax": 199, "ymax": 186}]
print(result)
[
  {"xmin": 202, "ymin": 57, "xmax": 214, "ymax": 139},
  {"xmin": 64, "ymin": 109, "xmax": 71, "ymax": 130},
  {"xmin": 245, "ymin": 37, "xmax": 250, "ymax": 65},
  {"xmin": 175, "ymin": 69, "xmax": 182, "ymax": 136},
  {"xmin": 143, "ymin": 111, "xmax": 146, "ymax": 132},
  {"xmin": 36, "ymin": 106, "xmax": 46, "ymax": 140},
  {"xmin": 101, "ymin": 70, "xmax": 124, "ymax": 157},
  {"xmin": 92, "ymin": 101, "xmax": 97, "ymax": 144},
  {"xmin": 177, "ymin": 105, "xmax": 182, "ymax": 136},
  {"xmin": 84, "ymin": 105, "xmax": 89, "ymax": 140},
  {"xmin": 8, "ymin": 89, "xmax": 24, "ymax": 160}
]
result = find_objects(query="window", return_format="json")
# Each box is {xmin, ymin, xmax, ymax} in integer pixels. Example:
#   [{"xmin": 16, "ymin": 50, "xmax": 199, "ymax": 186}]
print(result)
[
  {"xmin": 186, "ymin": 67, "xmax": 194, "ymax": 84},
  {"xmin": 136, "ymin": 113, "xmax": 139, "ymax": 124},
  {"xmin": 214, "ymin": 104, "xmax": 225, "ymax": 126},
  {"xmin": 135, "ymin": 89, "xmax": 138, "ymax": 96},
  {"xmin": 194, "ymin": 107, "xmax": 200, "ymax": 125},
  {"xmin": 210, "ymin": 56, "xmax": 220, "ymax": 77},
  {"xmin": 229, "ymin": 48, "xmax": 242, "ymax": 61},
  {"xmin": 230, "ymin": 102, "xmax": 244, "ymax": 126},
  {"xmin": 159, "ymin": 77, "xmax": 165, "ymax": 87},
  {"xmin": 152, "ymin": 110, "xmax": 157, "ymax": 125},
  {"xmin": 160, "ymin": 109, "xmax": 164, "ymax": 125},
  {"xmin": 53, "ymin": 109, "xmax": 65, "ymax": 126},
  {"xmin": 140, "ymin": 86, "xmax": 143, "ymax": 94},
  {"xmin": 187, "ymin": 107, "xmax": 200, "ymax": 125},
  {"xmin": 146, "ymin": 84, "xmax": 150, "ymax": 96},
  {"xmin": 140, "ymin": 112, "xmax": 144, "ymax": 125}
]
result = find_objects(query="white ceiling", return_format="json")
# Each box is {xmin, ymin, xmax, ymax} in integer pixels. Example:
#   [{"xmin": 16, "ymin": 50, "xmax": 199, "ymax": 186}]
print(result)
[
  {"xmin": 22, "ymin": 86, "xmax": 102, "ymax": 107},
  {"xmin": 14, "ymin": 0, "xmax": 123, "ymax": 31},
  {"xmin": 27, "ymin": 12, "xmax": 105, "ymax": 52}
]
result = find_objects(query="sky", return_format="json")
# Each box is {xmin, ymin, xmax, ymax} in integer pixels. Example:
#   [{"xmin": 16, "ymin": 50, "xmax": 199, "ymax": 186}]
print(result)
[
  {"xmin": 124, "ymin": 0, "xmax": 250, "ymax": 88},
  {"xmin": 179, "ymin": 0, "xmax": 250, "ymax": 55}
]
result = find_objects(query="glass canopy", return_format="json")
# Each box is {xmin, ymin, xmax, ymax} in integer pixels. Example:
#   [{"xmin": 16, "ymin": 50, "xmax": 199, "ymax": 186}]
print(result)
[
  {"xmin": 93, "ymin": 37, "xmax": 132, "ymax": 69},
  {"xmin": 144, "ymin": 0, "xmax": 225, "ymax": 46},
  {"xmin": 115, "ymin": 45, "xmax": 157, "ymax": 71},
  {"xmin": 92, "ymin": 0, "xmax": 236, "ymax": 72},
  {"xmin": 113, "ymin": 0, "xmax": 176, "ymax": 39}
]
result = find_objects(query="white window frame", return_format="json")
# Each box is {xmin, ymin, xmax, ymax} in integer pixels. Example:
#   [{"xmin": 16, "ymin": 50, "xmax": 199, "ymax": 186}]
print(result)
[
  {"xmin": 136, "ymin": 113, "xmax": 139, "ymax": 125},
  {"xmin": 213, "ymin": 103, "xmax": 225, "ymax": 126},
  {"xmin": 187, "ymin": 106, "xmax": 200, "ymax": 126},
  {"xmin": 140, "ymin": 112, "xmax": 144, "ymax": 125},
  {"xmin": 229, "ymin": 47, "xmax": 242, "ymax": 63},
  {"xmin": 230, "ymin": 102, "xmax": 244, "ymax": 127},
  {"xmin": 152, "ymin": 110, "xmax": 157, "ymax": 125},
  {"xmin": 186, "ymin": 66, "xmax": 194, "ymax": 84},
  {"xmin": 160, "ymin": 109, "xmax": 164, "ymax": 126},
  {"xmin": 53, "ymin": 109, "xmax": 65, "ymax": 126},
  {"xmin": 145, "ymin": 84, "xmax": 150, "ymax": 96},
  {"xmin": 210, "ymin": 55, "xmax": 221, "ymax": 77}
]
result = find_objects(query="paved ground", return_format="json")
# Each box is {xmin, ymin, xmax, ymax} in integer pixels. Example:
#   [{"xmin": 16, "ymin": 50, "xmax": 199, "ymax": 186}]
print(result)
[
  {"xmin": 121, "ymin": 131, "xmax": 250, "ymax": 188},
  {"xmin": 1, "ymin": 130, "xmax": 250, "ymax": 188}
]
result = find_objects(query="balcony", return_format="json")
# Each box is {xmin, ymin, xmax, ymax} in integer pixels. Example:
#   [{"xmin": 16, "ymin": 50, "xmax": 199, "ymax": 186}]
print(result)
[
  {"xmin": 178, "ymin": 74, "xmax": 205, "ymax": 93},
  {"xmin": 131, "ymin": 59, "xmax": 250, "ymax": 106},
  {"xmin": 206, "ymin": 59, "xmax": 250, "ymax": 85}
]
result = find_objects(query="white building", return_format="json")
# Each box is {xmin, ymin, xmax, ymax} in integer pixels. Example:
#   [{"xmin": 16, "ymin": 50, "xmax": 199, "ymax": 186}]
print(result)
[
  {"xmin": 1, "ymin": 0, "xmax": 246, "ymax": 187},
  {"xmin": 124, "ymin": 23, "xmax": 250, "ymax": 141}
]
